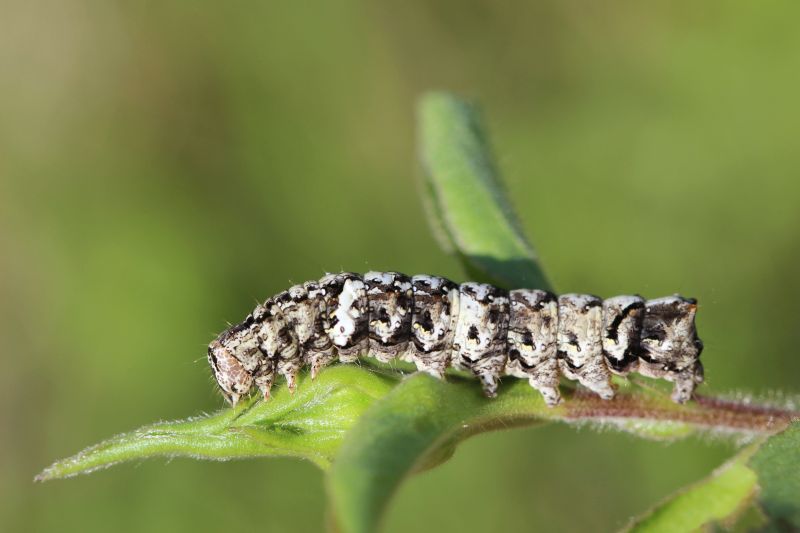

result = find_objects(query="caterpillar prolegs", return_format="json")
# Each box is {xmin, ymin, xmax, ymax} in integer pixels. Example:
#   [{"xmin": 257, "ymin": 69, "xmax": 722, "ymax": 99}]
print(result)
[{"xmin": 208, "ymin": 272, "xmax": 704, "ymax": 407}]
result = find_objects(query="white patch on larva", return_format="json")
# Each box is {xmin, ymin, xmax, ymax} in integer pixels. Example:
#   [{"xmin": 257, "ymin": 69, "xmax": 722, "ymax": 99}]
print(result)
[
  {"xmin": 364, "ymin": 271, "xmax": 394, "ymax": 285},
  {"xmin": 332, "ymin": 278, "xmax": 362, "ymax": 345}
]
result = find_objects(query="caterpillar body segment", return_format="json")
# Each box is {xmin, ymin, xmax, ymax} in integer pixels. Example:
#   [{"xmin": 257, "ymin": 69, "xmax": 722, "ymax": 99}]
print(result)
[
  {"xmin": 556, "ymin": 294, "xmax": 614, "ymax": 400},
  {"xmin": 365, "ymin": 271, "xmax": 414, "ymax": 363},
  {"xmin": 252, "ymin": 299, "xmax": 298, "ymax": 394},
  {"xmin": 450, "ymin": 283, "xmax": 510, "ymax": 398},
  {"xmin": 405, "ymin": 275, "xmax": 460, "ymax": 379},
  {"xmin": 638, "ymin": 296, "xmax": 704, "ymax": 403},
  {"xmin": 208, "ymin": 272, "xmax": 704, "ymax": 406},
  {"xmin": 505, "ymin": 289, "xmax": 560, "ymax": 406},
  {"xmin": 301, "ymin": 280, "xmax": 336, "ymax": 379},
  {"xmin": 602, "ymin": 295, "xmax": 645, "ymax": 375},
  {"xmin": 320, "ymin": 273, "xmax": 368, "ymax": 363}
]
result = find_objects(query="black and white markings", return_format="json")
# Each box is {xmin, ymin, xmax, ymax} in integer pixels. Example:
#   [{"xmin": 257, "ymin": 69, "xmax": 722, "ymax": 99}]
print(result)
[
  {"xmin": 602, "ymin": 295, "xmax": 645, "ymax": 375},
  {"xmin": 557, "ymin": 294, "xmax": 615, "ymax": 400},
  {"xmin": 253, "ymin": 299, "xmax": 298, "ymax": 395},
  {"xmin": 451, "ymin": 283, "xmax": 510, "ymax": 398},
  {"xmin": 638, "ymin": 296, "xmax": 704, "ymax": 403},
  {"xmin": 208, "ymin": 272, "xmax": 705, "ymax": 407},
  {"xmin": 320, "ymin": 272, "xmax": 368, "ymax": 363},
  {"xmin": 365, "ymin": 271, "xmax": 413, "ymax": 363},
  {"xmin": 407, "ymin": 275, "xmax": 460, "ymax": 379},
  {"xmin": 301, "ymin": 281, "xmax": 336, "ymax": 379},
  {"xmin": 505, "ymin": 289, "xmax": 560, "ymax": 406}
]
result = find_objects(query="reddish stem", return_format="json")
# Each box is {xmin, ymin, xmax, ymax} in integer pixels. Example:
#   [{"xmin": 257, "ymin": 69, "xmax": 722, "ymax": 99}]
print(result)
[{"xmin": 564, "ymin": 390, "xmax": 798, "ymax": 434}]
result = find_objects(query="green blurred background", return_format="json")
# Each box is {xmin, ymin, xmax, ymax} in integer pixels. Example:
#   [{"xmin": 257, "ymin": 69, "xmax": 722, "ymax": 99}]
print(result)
[{"xmin": 2, "ymin": 1, "xmax": 799, "ymax": 532}]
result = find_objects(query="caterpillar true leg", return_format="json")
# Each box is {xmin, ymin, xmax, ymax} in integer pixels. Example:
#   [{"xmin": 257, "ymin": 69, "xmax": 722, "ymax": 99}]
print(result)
[{"xmin": 253, "ymin": 359, "xmax": 275, "ymax": 400}]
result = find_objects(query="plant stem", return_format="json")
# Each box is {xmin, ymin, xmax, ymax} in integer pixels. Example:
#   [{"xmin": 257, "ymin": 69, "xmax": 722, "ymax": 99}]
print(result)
[{"xmin": 561, "ymin": 388, "xmax": 797, "ymax": 435}]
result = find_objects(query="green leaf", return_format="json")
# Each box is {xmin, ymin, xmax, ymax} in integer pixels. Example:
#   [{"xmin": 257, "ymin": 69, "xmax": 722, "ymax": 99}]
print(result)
[
  {"xmin": 625, "ymin": 420, "xmax": 800, "ymax": 532},
  {"xmin": 36, "ymin": 366, "xmax": 396, "ymax": 481},
  {"xmin": 417, "ymin": 91, "xmax": 551, "ymax": 290},
  {"xmin": 749, "ymin": 420, "xmax": 800, "ymax": 528},
  {"xmin": 624, "ymin": 445, "xmax": 761, "ymax": 533}
]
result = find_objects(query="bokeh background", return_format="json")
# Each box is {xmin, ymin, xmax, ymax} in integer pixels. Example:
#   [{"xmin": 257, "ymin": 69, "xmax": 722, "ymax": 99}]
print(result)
[{"xmin": 2, "ymin": 1, "xmax": 799, "ymax": 532}]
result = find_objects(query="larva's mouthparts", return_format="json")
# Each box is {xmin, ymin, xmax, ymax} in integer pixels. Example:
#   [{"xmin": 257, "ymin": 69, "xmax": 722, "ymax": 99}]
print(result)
[{"xmin": 207, "ymin": 272, "xmax": 705, "ymax": 406}]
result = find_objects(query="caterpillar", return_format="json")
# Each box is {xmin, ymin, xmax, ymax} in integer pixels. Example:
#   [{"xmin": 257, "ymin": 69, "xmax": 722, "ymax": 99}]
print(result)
[{"xmin": 207, "ymin": 272, "xmax": 704, "ymax": 407}]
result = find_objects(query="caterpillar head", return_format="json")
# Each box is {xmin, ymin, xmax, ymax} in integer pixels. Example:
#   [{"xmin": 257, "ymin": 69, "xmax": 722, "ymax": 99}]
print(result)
[{"xmin": 207, "ymin": 316, "xmax": 261, "ymax": 405}]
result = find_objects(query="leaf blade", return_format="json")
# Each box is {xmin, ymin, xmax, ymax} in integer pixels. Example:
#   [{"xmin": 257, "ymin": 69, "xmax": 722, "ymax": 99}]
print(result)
[
  {"xmin": 749, "ymin": 420, "xmax": 800, "ymax": 528},
  {"xmin": 624, "ymin": 420, "xmax": 800, "ymax": 532},
  {"xmin": 417, "ymin": 91, "xmax": 551, "ymax": 290},
  {"xmin": 624, "ymin": 446, "xmax": 761, "ymax": 533},
  {"xmin": 36, "ymin": 366, "xmax": 397, "ymax": 481}
]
